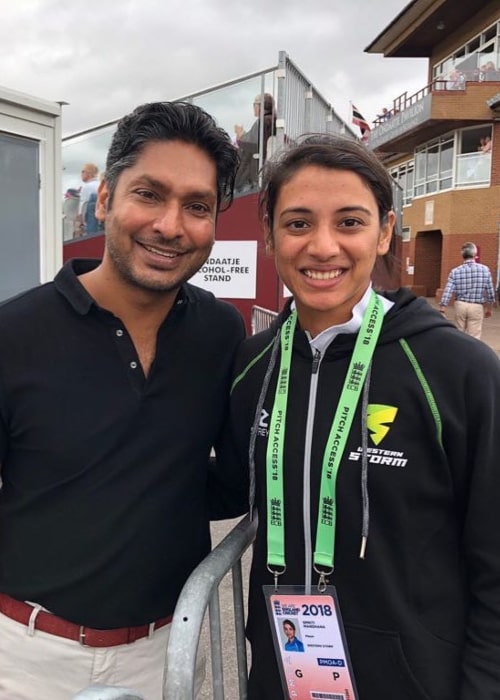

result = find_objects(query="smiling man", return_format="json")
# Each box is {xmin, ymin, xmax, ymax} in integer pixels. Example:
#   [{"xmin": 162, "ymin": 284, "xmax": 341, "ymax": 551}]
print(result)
[{"xmin": 0, "ymin": 102, "xmax": 247, "ymax": 700}]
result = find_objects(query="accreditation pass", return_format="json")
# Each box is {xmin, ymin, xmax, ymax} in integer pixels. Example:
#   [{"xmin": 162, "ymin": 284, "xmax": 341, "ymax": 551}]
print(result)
[{"xmin": 264, "ymin": 586, "xmax": 358, "ymax": 700}]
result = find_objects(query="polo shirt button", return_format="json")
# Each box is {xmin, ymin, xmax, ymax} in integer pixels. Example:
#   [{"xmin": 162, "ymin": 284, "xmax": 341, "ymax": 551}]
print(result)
[
  {"xmin": 130, "ymin": 361, "xmax": 138, "ymax": 369},
  {"xmin": 116, "ymin": 329, "xmax": 124, "ymax": 337}
]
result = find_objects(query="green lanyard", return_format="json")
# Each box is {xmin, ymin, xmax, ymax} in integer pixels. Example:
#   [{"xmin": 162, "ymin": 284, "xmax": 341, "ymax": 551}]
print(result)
[{"xmin": 266, "ymin": 291, "xmax": 384, "ymax": 585}]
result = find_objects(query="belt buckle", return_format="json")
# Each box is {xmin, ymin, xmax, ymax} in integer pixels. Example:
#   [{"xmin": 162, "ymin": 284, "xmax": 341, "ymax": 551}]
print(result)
[{"xmin": 79, "ymin": 626, "xmax": 87, "ymax": 646}]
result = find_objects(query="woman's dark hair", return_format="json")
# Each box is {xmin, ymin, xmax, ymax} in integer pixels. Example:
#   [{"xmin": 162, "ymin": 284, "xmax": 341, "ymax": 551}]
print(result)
[
  {"xmin": 283, "ymin": 619, "xmax": 296, "ymax": 632},
  {"xmin": 262, "ymin": 93, "xmax": 275, "ymax": 116},
  {"xmin": 259, "ymin": 134, "xmax": 398, "ymax": 271},
  {"xmin": 104, "ymin": 101, "xmax": 240, "ymax": 213}
]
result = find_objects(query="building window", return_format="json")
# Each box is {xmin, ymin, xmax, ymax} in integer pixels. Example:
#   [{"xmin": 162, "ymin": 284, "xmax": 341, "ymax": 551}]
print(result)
[
  {"xmin": 410, "ymin": 126, "xmax": 492, "ymax": 193},
  {"xmin": 432, "ymin": 20, "xmax": 500, "ymax": 85},
  {"xmin": 439, "ymin": 140, "xmax": 453, "ymax": 190},
  {"xmin": 401, "ymin": 226, "xmax": 411, "ymax": 242},
  {"xmin": 414, "ymin": 137, "xmax": 454, "ymax": 196},
  {"xmin": 455, "ymin": 126, "xmax": 492, "ymax": 186},
  {"xmin": 391, "ymin": 161, "xmax": 414, "ymax": 205}
]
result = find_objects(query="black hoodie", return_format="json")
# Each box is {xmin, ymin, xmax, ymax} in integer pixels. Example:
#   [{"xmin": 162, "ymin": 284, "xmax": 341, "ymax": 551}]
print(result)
[{"xmin": 230, "ymin": 289, "xmax": 500, "ymax": 700}]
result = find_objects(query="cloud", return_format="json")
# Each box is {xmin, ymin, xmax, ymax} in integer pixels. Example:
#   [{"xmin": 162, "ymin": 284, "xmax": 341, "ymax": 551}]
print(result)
[{"xmin": 0, "ymin": 0, "xmax": 429, "ymax": 136}]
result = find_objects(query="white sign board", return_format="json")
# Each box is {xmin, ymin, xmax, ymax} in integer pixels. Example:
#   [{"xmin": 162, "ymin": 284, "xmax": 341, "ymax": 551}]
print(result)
[
  {"xmin": 191, "ymin": 240, "xmax": 257, "ymax": 299},
  {"xmin": 424, "ymin": 200, "xmax": 434, "ymax": 226}
]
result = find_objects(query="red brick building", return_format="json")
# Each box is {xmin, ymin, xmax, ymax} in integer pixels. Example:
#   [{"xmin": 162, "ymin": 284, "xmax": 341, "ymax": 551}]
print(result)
[{"xmin": 366, "ymin": 0, "xmax": 500, "ymax": 296}]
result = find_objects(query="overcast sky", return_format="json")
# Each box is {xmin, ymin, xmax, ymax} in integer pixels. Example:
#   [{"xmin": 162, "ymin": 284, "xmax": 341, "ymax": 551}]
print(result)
[{"xmin": 1, "ymin": 0, "xmax": 429, "ymax": 138}]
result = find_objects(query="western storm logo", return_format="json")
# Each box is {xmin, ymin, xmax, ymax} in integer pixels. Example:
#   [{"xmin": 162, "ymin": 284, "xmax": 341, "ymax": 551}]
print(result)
[
  {"xmin": 348, "ymin": 403, "xmax": 408, "ymax": 467},
  {"xmin": 367, "ymin": 404, "xmax": 398, "ymax": 445}
]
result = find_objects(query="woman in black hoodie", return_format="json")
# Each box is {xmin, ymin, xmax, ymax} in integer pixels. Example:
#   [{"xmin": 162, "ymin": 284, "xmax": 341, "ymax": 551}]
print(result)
[{"xmin": 230, "ymin": 135, "xmax": 500, "ymax": 699}]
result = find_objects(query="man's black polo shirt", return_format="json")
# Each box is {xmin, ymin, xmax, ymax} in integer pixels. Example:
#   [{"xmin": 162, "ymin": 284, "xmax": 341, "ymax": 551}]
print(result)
[{"xmin": 0, "ymin": 259, "xmax": 246, "ymax": 627}]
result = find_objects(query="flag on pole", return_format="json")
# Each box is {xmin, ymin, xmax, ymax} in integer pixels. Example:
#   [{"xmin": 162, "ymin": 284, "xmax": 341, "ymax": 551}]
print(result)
[{"xmin": 351, "ymin": 103, "xmax": 371, "ymax": 143}]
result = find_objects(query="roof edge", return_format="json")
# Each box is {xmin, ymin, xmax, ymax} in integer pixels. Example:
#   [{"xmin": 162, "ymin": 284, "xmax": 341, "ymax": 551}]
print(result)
[{"xmin": 365, "ymin": 0, "xmax": 441, "ymax": 55}]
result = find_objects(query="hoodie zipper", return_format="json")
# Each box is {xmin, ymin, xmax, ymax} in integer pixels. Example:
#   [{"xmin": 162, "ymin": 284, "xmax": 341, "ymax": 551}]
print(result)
[{"xmin": 303, "ymin": 348, "xmax": 322, "ymax": 595}]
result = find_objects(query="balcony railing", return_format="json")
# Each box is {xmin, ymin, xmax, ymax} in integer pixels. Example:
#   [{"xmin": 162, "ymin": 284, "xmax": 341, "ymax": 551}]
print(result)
[
  {"xmin": 372, "ymin": 68, "xmax": 500, "ymax": 128},
  {"xmin": 455, "ymin": 152, "xmax": 492, "ymax": 186},
  {"xmin": 372, "ymin": 80, "xmax": 463, "ymax": 128}
]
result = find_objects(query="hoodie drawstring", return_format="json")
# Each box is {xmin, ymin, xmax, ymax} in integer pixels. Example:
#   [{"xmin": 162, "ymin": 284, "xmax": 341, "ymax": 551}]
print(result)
[{"xmin": 359, "ymin": 361, "xmax": 372, "ymax": 559}]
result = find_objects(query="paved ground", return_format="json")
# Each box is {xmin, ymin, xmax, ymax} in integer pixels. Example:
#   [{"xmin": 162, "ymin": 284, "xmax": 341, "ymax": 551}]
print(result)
[
  {"xmin": 442, "ymin": 301, "xmax": 500, "ymax": 355},
  {"xmin": 197, "ymin": 299, "xmax": 500, "ymax": 699}
]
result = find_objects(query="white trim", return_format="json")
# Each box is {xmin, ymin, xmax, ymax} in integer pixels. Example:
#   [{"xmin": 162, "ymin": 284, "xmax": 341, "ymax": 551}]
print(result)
[
  {"xmin": 0, "ymin": 93, "xmax": 62, "ymax": 286},
  {"xmin": 0, "ymin": 85, "xmax": 61, "ymax": 117}
]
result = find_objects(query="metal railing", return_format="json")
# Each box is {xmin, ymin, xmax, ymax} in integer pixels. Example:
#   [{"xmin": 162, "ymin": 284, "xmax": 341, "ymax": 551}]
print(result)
[
  {"xmin": 74, "ymin": 515, "xmax": 257, "ymax": 700},
  {"xmin": 62, "ymin": 51, "xmax": 356, "ymax": 205},
  {"xmin": 278, "ymin": 51, "xmax": 349, "ymax": 144},
  {"xmin": 251, "ymin": 305, "xmax": 279, "ymax": 334},
  {"xmin": 371, "ymin": 66, "xmax": 500, "ymax": 128},
  {"xmin": 372, "ymin": 80, "xmax": 466, "ymax": 127},
  {"xmin": 164, "ymin": 514, "xmax": 257, "ymax": 699}
]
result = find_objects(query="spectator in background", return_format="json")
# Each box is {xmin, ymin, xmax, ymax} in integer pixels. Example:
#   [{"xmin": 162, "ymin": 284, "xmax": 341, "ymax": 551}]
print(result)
[
  {"xmin": 480, "ymin": 135, "xmax": 492, "ymax": 153},
  {"xmin": 234, "ymin": 93, "xmax": 276, "ymax": 193},
  {"xmin": 75, "ymin": 163, "xmax": 99, "ymax": 236},
  {"xmin": 62, "ymin": 187, "xmax": 80, "ymax": 241},
  {"xmin": 376, "ymin": 107, "xmax": 392, "ymax": 121},
  {"xmin": 482, "ymin": 60, "xmax": 497, "ymax": 79},
  {"xmin": 446, "ymin": 69, "xmax": 465, "ymax": 90},
  {"xmin": 439, "ymin": 241, "xmax": 495, "ymax": 338}
]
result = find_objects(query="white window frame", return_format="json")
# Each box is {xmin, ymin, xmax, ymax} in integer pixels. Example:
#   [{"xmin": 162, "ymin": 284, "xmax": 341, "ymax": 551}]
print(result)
[
  {"xmin": 0, "ymin": 87, "xmax": 62, "ymax": 284},
  {"xmin": 401, "ymin": 226, "xmax": 411, "ymax": 242}
]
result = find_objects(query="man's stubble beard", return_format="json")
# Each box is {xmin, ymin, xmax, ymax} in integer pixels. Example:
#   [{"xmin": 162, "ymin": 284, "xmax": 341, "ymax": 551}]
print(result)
[{"xmin": 105, "ymin": 223, "xmax": 214, "ymax": 294}]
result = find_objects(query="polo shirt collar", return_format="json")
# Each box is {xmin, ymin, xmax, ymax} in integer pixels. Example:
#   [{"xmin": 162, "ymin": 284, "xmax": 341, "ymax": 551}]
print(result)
[
  {"xmin": 54, "ymin": 259, "xmax": 100, "ymax": 315},
  {"xmin": 54, "ymin": 258, "xmax": 190, "ymax": 315}
]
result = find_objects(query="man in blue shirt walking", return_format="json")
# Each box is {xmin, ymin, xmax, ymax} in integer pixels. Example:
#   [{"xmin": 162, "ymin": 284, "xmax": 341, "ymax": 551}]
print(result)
[{"xmin": 439, "ymin": 242, "xmax": 495, "ymax": 339}]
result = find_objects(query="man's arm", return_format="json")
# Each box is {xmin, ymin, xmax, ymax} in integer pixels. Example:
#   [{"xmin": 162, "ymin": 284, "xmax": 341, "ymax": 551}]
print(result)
[
  {"xmin": 208, "ymin": 309, "xmax": 248, "ymax": 521},
  {"xmin": 208, "ymin": 422, "xmax": 249, "ymax": 521},
  {"xmin": 439, "ymin": 272, "xmax": 455, "ymax": 312},
  {"xmin": 484, "ymin": 270, "xmax": 496, "ymax": 316}
]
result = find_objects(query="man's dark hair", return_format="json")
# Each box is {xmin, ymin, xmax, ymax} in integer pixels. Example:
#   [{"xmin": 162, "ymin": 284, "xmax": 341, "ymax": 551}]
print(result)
[{"xmin": 104, "ymin": 101, "xmax": 239, "ymax": 213}]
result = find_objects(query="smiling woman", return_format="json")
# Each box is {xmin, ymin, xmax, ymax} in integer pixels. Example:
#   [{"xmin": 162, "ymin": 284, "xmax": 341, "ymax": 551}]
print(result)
[
  {"xmin": 229, "ymin": 135, "xmax": 500, "ymax": 699},
  {"xmin": 265, "ymin": 164, "xmax": 393, "ymax": 337}
]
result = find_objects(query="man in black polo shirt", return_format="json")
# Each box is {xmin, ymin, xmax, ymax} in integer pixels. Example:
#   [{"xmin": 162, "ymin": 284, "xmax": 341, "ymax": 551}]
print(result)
[{"xmin": 0, "ymin": 102, "xmax": 247, "ymax": 699}]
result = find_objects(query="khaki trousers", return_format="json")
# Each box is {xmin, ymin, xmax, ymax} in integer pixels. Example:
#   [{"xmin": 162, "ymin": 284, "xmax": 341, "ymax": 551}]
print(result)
[
  {"xmin": 0, "ymin": 610, "xmax": 205, "ymax": 700},
  {"xmin": 454, "ymin": 300, "xmax": 484, "ymax": 339}
]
